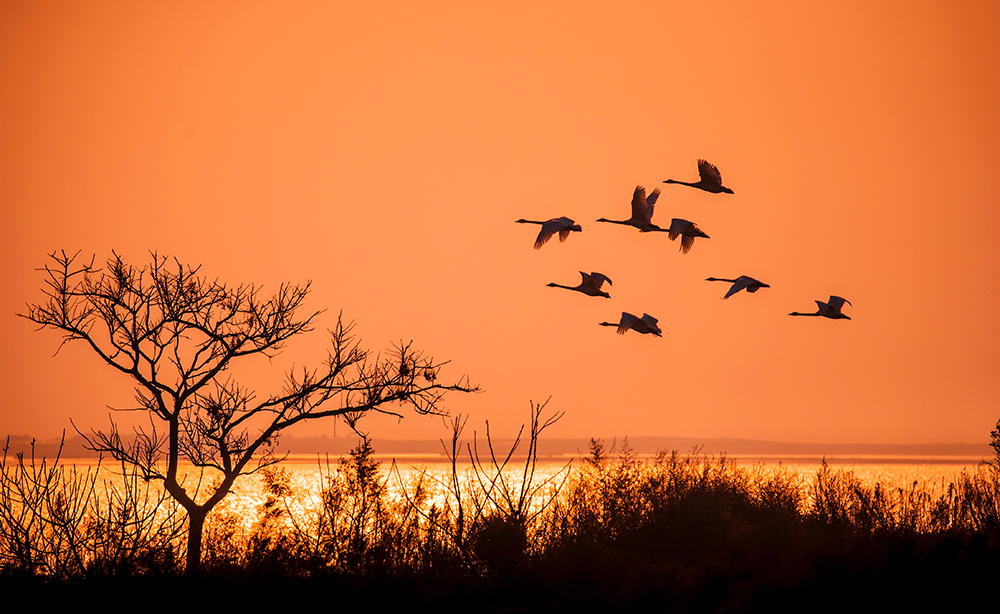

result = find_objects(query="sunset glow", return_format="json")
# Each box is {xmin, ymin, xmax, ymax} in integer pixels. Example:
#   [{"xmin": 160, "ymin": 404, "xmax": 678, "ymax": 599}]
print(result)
[{"xmin": 2, "ymin": 1, "xmax": 998, "ymax": 448}]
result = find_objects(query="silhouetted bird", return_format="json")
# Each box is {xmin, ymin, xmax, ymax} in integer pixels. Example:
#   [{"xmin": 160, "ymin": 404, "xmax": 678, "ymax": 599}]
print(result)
[
  {"xmin": 599, "ymin": 312, "xmax": 662, "ymax": 336},
  {"xmin": 516, "ymin": 217, "xmax": 582, "ymax": 249},
  {"xmin": 596, "ymin": 186, "xmax": 666, "ymax": 232},
  {"xmin": 706, "ymin": 276, "xmax": 770, "ymax": 299},
  {"xmin": 667, "ymin": 219, "xmax": 710, "ymax": 254},
  {"xmin": 664, "ymin": 159, "xmax": 734, "ymax": 194},
  {"xmin": 547, "ymin": 272, "xmax": 612, "ymax": 298},
  {"xmin": 789, "ymin": 296, "xmax": 852, "ymax": 319}
]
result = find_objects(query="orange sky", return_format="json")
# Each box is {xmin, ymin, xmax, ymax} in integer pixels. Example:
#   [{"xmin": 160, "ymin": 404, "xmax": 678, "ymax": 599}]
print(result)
[{"xmin": 2, "ymin": 1, "xmax": 999, "ymax": 447}]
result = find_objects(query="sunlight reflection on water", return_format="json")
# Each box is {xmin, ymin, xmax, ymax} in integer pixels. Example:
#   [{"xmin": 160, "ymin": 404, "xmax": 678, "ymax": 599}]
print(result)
[
  {"xmin": 223, "ymin": 455, "xmax": 984, "ymax": 523},
  {"xmin": 62, "ymin": 454, "xmax": 988, "ymax": 529}
]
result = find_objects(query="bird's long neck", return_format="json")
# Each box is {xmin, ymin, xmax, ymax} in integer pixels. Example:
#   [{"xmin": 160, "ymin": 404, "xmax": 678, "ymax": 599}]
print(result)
[
  {"xmin": 547, "ymin": 283, "xmax": 575, "ymax": 291},
  {"xmin": 515, "ymin": 219, "xmax": 544, "ymax": 225},
  {"xmin": 706, "ymin": 278, "xmax": 739, "ymax": 283},
  {"xmin": 664, "ymin": 179, "xmax": 695, "ymax": 187},
  {"xmin": 596, "ymin": 218, "xmax": 629, "ymax": 225},
  {"xmin": 598, "ymin": 322, "xmax": 617, "ymax": 327},
  {"xmin": 788, "ymin": 312, "xmax": 820, "ymax": 317}
]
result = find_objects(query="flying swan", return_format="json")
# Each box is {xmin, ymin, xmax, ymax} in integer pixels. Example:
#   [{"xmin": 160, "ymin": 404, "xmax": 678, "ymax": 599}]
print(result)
[
  {"xmin": 663, "ymin": 159, "xmax": 734, "ymax": 194},
  {"xmin": 706, "ymin": 276, "xmax": 770, "ymax": 299},
  {"xmin": 548, "ymin": 272, "xmax": 613, "ymax": 298},
  {"xmin": 789, "ymin": 296, "xmax": 852, "ymax": 320},
  {"xmin": 599, "ymin": 312, "xmax": 662, "ymax": 336},
  {"xmin": 515, "ymin": 217, "xmax": 582, "ymax": 249}
]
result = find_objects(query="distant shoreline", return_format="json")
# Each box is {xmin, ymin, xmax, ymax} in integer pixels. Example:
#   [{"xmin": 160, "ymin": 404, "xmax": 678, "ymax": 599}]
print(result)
[{"xmin": 5, "ymin": 433, "xmax": 992, "ymax": 465}]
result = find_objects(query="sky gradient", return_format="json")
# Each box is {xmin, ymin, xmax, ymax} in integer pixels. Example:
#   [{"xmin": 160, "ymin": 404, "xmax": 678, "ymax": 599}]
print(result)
[{"xmin": 2, "ymin": 1, "xmax": 999, "ymax": 447}]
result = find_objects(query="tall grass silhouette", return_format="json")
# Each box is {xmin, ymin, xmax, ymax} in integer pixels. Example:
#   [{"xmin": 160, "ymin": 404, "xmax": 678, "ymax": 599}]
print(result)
[{"xmin": 3, "ymin": 413, "xmax": 1000, "ymax": 610}]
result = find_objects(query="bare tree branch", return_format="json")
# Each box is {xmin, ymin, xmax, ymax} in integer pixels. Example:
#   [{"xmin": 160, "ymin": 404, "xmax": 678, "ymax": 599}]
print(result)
[{"xmin": 19, "ymin": 250, "xmax": 478, "ymax": 571}]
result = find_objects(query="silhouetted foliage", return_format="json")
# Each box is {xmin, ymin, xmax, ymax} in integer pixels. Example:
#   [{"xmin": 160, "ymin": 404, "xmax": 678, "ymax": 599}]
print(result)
[
  {"xmin": 19, "ymin": 250, "xmax": 477, "ymax": 572},
  {"xmin": 3, "ymin": 405, "xmax": 1000, "ymax": 610}
]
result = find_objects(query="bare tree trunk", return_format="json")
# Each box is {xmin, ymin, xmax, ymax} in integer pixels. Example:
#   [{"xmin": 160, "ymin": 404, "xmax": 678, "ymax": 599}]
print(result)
[{"xmin": 186, "ymin": 509, "xmax": 206, "ymax": 573}]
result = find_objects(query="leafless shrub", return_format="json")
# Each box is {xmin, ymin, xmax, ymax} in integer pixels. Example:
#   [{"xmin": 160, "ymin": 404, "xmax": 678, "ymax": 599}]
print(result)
[{"xmin": 0, "ymin": 435, "xmax": 184, "ymax": 578}]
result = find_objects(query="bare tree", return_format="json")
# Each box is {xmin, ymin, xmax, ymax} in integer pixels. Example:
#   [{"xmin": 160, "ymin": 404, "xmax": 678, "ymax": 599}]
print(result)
[{"xmin": 19, "ymin": 250, "xmax": 477, "ymax": 572}]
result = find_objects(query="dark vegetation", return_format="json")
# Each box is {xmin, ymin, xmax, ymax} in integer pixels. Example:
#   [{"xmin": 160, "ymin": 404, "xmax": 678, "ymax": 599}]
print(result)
[{"xmin": 2, "ymin": 409, "xmax": 999, "ymax": 613}]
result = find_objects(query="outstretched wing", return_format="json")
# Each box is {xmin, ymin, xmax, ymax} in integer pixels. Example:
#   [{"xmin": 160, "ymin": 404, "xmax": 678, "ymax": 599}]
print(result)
[
  {"xmin": 827, "ymin": 295, "xmax": 851, "ymax": 311},
  {"xmin": 723, "ymin": 277, "xmax": 749, "ymax": 299},
  {"xmin": 697, "ymin": 159, "xmax": 723, "ymax": 188},
  {"xmin": 667, "ymin": 218, "xmax": 689, "ymax": 240},
  {"xmin": 557, "ymin": 217, "xmax": 578, "ymax": 242},
  {"xmin": 587, "ymin": 272, "xmax": 612, "ymax": 290},
  {"xmin": 723, "ymin": 276, "xmax": 756, "ymax": 299},
  {"xmin": 533, "ymin": 218, "xmax": 561, "ymax": 249},
  {"xmin": 533, "ymin": 217, "xmax": 577, "ymax": 248},
  {"xmin": 645, "ymin": 187, "xmax": 661, "ymax": 221},
  {"xmin": 617, "ymin": 311, "xmax": 638, "ymax": 335},
  {"xmin": 640, "ymin": 313, "xmax": 662, "ymax": 336},
  {"xmin": 630, "ymin": 186, "xmax": 650, "ymax": 223}
]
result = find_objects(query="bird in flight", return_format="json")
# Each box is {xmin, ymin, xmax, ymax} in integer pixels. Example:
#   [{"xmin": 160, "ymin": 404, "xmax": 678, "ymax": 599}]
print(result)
[
  {"xmin": 667, "ymin": 219, "xmax": 710, "ymax": 254},
  {"xmin": 664, "ymin": 159, "xmax": 734, "ymax": 194},
  {"xmin": 706, "ymin": 276, "xmax": 770, "ymax": 299},
  {"xmin": 789, "ymin": 296, "xmax": 852, "ymax": 319},
  {"xmin": 515, "ymin": 217, "xmax": 582, "ymax": 249},
  {"xmin": 596, "ymin": 185, "xmax": 666, "ymax": 232},
  {"xmin": 599, "ymin": 312, "xmax": 662, "ymax": 336},
  {"xmin": 548, "ymin": 272, "xmax": 613, "ymax": 298}
]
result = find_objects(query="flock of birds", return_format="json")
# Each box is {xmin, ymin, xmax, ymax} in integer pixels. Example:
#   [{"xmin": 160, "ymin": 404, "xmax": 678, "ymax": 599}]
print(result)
[{"xmin": 516, "ymin": 159, "xmax": 852, "ymax": 336}]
